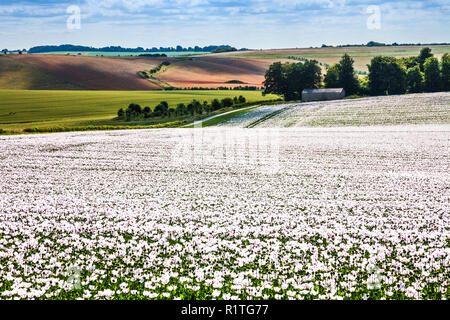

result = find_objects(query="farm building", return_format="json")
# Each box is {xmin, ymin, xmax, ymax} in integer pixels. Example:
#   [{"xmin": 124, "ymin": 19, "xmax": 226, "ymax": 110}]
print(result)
[{"xmin": 302, "ymin": 88, "xmax": 345, "ymax": 102}]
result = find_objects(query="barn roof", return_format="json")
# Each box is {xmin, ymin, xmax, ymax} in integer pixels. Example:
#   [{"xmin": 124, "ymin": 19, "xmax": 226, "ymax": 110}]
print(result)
[{"xmin": 302, "ymin": 88, "xmax": 344, "ymax": 94}]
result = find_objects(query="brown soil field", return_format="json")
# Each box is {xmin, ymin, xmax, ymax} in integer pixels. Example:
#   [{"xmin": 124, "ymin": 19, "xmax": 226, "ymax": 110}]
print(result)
[
  {"xmin": 9, "ymin": 55, "xmax": 164, "ymax": 90},
  {"xmin": 0, "ymin": 55, "xmax": 82, "ymax": 90},
  {"xmin": 156, "ymin": 57, "xmax": 279, "ymax": 88}
]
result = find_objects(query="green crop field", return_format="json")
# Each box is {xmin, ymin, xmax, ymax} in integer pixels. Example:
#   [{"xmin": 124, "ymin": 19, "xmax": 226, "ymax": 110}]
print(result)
[{"xmin": 0, "ymin": 90, "xmax": 278, "ymax": 132}]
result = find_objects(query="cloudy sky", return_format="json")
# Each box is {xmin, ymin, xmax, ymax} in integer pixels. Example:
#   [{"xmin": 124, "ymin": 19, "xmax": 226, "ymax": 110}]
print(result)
[{"xmin": 0, "ymin": 0, "xmax": 449, "ymax": 50}]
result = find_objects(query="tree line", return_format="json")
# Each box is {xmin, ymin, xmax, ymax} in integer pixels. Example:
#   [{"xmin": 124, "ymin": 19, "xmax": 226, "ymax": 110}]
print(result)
[
  {"xmin": 117, "ymin": 96, "xmax": 247, "ymax": 121},
  {"xmin": 27, "ymin": 44, "xmax": 247, "ymax": 54},
  {"xmin": 322, "ymin": 41, "xmax": 450, "ymax": 48},
  {"xmin": 263, "ymin": 48, "xmax": 450, "ymax": 100}
]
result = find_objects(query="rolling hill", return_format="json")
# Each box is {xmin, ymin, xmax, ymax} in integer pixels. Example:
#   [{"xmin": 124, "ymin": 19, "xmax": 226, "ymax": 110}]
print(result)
[
  {"xmin": 7, "ymin": 54, "xmax": 163, "ymax": 90},
  {"xmin": 0, "ymin": 45, "xmax": 448, "ymax": 91}
]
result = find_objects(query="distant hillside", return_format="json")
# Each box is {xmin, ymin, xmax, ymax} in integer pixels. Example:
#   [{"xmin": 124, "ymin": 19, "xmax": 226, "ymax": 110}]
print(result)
[
  {"xmin": 1, "ymin": 55, "xmax": 165, "ymax": 90},
  {"xmin": 0, "ymin": 55, "xmax": 82, "ymax": 90},
  {"xmin": 2, "ymin": 45, "xmax": 447, "ymax": 91},
  {"xmin": 0, "ymin": 54, "xmax": 273, "ymax": 90},
  {"xmin": 27, "ymin": 44, "xmax": 239, "ymax": 54}
]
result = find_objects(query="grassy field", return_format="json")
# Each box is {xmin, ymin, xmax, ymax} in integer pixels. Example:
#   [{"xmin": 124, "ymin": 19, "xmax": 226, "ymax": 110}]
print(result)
[{"xmin": 0, "ymin": 90, "xmax": 279, "ymax": 132}]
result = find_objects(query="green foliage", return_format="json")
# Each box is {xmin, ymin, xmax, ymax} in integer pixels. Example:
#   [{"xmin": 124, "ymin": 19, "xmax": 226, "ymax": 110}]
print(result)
[
  {"xmin": 192, "ymin": 100, "xmax": 203, "ymax": 115},
  {"xmin": 211, "ymin": 47, "xmax": 237, "ymax": 54},
  {"xmin": 324, "ymin": 54, "xmax": 359, "ymax": 95},
  {"xmin": 117, "ymin": 108, "xmax": 125, "ymax": 119},
  {"xmin": 153, "ymin": 101, "xmax": 169, "ymax": 117},
  {"xmin": 118, "ymin": 95, "xmax": 251, "ymax": 121},
  {"xmin": 337, "ymin": 54, "xmax": 360, "ymax": 95},
  {"xmin": 358, "ymin": 76, "xmax": 370, "ymax": 96},
  {"xmin": 406, "ymin": 65, "xmax": 424, "ymax": 93},
  {"xmin": 324, "ymin": 64, "xmax": 340, "ymax": 88},
  {"xmin": 440, "ymin": 53, "xmax": 450, "ymax": 91},
  {"xmin": 211, "ymin": 99, "xmax": 221, "ymax": 111},
  {"xmin": 221, "ymin": 97, "xmax": 234, "ymax": 108},
  {"xmin": 263, "ymin": 62, "xmax": 288, "ymax": 99},
  {"xmin": 399, "ymin": 56, "xmax": 419, "ymax": 69},
  {"xmin": 418, "ymin": 47, "xmax": 433, "ymax": 71},
  {"xmin": 368, "ymin": 56, "xmax": 407, "ymax": 95},
  {"xmin": 149, "ymin": 61, "xmax": 171, "ymax": 75},
  {"xmin": 176, "ymin": 103, "xmax": 186, "ymax": 116},
  {"xmin": 263, "ymin": 60, "xmax": 322, "ymax": 101},
  {"xmin": 424, "ymin": 57, "xmax": 441, "ymax": 92}
]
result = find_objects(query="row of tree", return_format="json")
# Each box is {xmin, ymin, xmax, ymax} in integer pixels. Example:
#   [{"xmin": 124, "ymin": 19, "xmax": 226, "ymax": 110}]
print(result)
[
  {"xmin": 27, "ymin": 44, "xmax": 247, "ymax": 54},
  {"xmin": 366, "ymin": 49, "xmax": 449, "ymax": 95},
  {"xmin": 117, "ymin": 96, "xmax": 247, "ymax": 121},
  {"xmin": 263, "ymin": 48, "xmax": 450, "ymax": 100}
]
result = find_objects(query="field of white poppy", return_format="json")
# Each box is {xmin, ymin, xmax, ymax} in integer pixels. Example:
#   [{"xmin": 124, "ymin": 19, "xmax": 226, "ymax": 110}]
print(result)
[
  {"xmin": 0, "ymin": 123, "xmax": 448, "ymax": 300},
  {"xmin": 217, "ymin": 92, "xmax": 450, "ymax": 128}
]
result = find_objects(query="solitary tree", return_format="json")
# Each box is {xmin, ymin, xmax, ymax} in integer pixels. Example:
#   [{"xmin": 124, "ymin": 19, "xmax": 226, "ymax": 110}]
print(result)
[
  {"xmin": 424, "ymin": 57, "xmax": 441, "ymax": 92},
  {"xmin": 337, "ymin": 54, "xmax": 359, "ymax": 95}
]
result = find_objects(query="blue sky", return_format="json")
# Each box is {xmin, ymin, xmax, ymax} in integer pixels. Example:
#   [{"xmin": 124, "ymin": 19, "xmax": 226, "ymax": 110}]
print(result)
[{"xmin": 0, "ymin": 0, "xmax": 449, "ymax": 50}]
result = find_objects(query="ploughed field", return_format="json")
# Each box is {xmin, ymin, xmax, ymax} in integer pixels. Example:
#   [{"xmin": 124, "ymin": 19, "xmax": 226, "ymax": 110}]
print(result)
[
  {"xmin": 0, "ymin": 54, "xmax": 274, "ymax": 90},
  {"xmin": 0, "ymin": 122, "xmax": 448, "ymax": 299},
  {"xmin": 216, "ymin": 92, "xmax": 450, "ymax": 128}
]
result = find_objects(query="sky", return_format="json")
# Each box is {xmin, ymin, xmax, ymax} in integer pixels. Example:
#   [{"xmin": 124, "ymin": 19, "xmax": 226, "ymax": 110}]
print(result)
[{"xmin": 0, "ymin": 0, "xmax": 449, "ymax": 50}]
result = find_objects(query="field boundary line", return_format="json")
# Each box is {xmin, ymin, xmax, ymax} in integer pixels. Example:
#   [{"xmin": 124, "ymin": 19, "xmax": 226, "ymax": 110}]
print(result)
[{"xmin": 245, "ymin": 105, "xmax": 294, "ymax": 128}]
